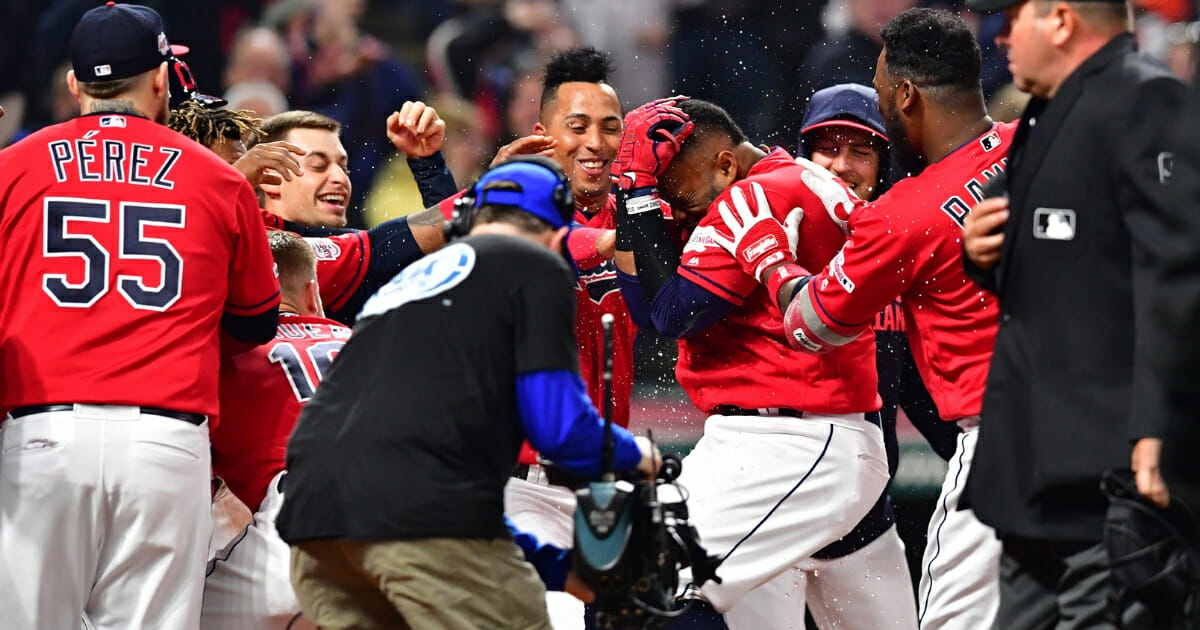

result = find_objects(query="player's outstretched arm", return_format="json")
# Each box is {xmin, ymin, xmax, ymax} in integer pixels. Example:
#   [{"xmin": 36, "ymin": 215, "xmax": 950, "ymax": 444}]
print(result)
[
  {"xmin": 490, "ymin": 134, "xmax": 558, "ymax": 168},
  {"xmin": 223, "ymin": 184, "xmax": 282, "ymax": 344},
  {"xmin": 724, "ymin": 179, "xmax": 905, "ymax": 354},
  {"xmin": 389, "ymin": 101, "xmax": 459, "ymax": 207},
  {"xmin": 516, "ymin": 369, "xmax": 655, "ymax": 478}
]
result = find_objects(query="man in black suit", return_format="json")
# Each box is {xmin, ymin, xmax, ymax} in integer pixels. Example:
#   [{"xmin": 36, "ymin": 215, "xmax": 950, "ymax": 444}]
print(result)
[
  {"xmin": 1152, "ymin": 24, "xmax": 1200, "ymax": 517},
  {"xmin": 960, "ymin": 0, "xmax": 1188, "ymax": 628}
]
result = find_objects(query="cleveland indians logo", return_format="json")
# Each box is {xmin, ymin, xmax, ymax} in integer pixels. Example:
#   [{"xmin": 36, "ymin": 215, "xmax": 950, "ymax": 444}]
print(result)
[{"xmin": 578, "ymin": 261, "xmax": 620, "ymax": 305}]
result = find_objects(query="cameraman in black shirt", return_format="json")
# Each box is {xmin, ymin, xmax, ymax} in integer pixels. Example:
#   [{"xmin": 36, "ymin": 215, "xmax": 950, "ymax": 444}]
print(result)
[{"xmin": 276, "ymin": 156, "xmax": 659, "ymax": 630}]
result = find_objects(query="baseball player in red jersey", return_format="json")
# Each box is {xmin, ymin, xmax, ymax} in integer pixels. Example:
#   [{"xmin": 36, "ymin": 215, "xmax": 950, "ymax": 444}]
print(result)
[
  {"xmin": 202, "ymin": 230, "xmax": 343, "ymax": 630},
  {"xmin": 614, "ymin": 97, "xmax": 889, "ymax": 629},
  {"xmin": 715, "ymin": 10, "xmax": 1011, "ymax": 630},
  {"xmin": 404, "ymin": 52, "xmax": 641, "ymax": 628},
  {"xmin": 253, "ymin": 109, "xmax": 458, "ymax": 324},
  {"xmin": 504, "ymin": 48, "xmax": 636, "ymax": 629},
  {"xmin": 168, "ymin": 103, "xmax": 458, "ymax": 325},
  {"xmin": 424, "ymin": 48, "xmax": 637, "ymax": 629},
  {"xmin": 0, "ymin": 4, "xmax": 279, "ymax": 629},
  {"xmin": 730, "ymin": 83, "xmax": 922, "ymax": 630}
]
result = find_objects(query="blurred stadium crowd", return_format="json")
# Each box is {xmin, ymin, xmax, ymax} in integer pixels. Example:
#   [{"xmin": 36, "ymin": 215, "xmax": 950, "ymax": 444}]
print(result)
[{"xmin": 2, "ymin": 0, "xmax": 1196, "ymax": 230}]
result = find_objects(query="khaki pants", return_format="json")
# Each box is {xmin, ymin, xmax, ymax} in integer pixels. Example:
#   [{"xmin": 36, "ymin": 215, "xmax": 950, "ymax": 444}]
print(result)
[{"xmin": 290, "ymin": 537, "xmax": 551, "ymax": 630}]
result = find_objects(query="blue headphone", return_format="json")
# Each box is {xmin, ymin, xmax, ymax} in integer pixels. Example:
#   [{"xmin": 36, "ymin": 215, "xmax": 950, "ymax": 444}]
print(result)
[{"xmin": 467, "ymin": 156, "xmax": 575, "ymax": 227}]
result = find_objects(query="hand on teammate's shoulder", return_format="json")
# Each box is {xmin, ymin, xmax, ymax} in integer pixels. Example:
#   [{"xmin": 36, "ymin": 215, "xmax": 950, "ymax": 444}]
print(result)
[{"xmin": 962, "ymin": 196, "xmax": 1009, "ymax": 272}]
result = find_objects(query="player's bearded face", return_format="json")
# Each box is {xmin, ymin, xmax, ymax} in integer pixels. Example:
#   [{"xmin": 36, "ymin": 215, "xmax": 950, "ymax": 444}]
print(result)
[
  {"xmin": 270, "ymin": 128, "xmax": 351, "ymax": 228},
  {"xmin": 536, "ymin": 82, "xmax": 623, "ymax": 209},
  {"xmin": 660, "ymin": 151, "xmax": 725, "ymax": 230},
  {"xmin": 879, "ymin": 92, "xmax": 925, "ymax": 177},
  {"xmin": 875, "ymin": 51, "xmax": 925, "ymax": 177}
]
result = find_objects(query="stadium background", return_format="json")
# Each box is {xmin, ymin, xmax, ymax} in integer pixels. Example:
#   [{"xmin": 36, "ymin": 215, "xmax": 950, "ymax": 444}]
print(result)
[{"xmin": 2, "ymin": 0, "xmax": 1196, "ymax": 587}]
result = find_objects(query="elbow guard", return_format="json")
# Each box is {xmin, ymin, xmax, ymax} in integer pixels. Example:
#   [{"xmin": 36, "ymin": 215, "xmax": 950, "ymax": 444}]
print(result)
[{"xmin": 783, "ymin": 283, "xmax": 868, "ymax": 354}]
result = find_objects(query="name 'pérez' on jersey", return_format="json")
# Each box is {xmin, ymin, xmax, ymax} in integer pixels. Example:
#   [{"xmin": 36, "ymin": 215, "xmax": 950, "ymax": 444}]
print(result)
[{"xmin": 47, "ymin": 121, "xmax": 182, "ymax": 189}]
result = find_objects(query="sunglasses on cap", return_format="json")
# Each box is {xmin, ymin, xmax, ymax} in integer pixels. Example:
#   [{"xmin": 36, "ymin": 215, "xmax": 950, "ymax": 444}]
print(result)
[{"xmin": 171, "ymin": 56, "xmax": 227, "ymax": 109}]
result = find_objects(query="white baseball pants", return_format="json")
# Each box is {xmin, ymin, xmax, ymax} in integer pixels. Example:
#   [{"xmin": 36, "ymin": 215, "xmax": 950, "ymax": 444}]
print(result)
[
  {"xmin": 505, "ymin": 472, "xmax": 585, "ymax": 630},
  {"xmin": 724, "ymin": 524, "xmax": 918, "ymax": 630},
  {"xmin": 202, "ymin": 471, "xmax": 317, "ymax": 630},
  {"xmin": 0, "ymin": 405, "xmax": 211, "ymax": 630},
  {"xmin": 916, "ymin": 419, "xmax": 1001, "ymax": 630},
  {"xmin": 678, "ymin": 412, "xmax": 890, "ymax": 621}
]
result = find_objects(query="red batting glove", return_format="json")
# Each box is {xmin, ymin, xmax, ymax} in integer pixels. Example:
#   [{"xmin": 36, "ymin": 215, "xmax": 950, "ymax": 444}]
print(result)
[{"xmin": 612, "ymin": 97, "xmax": 696, "ymax": 192}]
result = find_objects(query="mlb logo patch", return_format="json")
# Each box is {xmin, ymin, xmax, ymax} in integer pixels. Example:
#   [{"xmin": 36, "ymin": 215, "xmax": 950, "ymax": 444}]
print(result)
[
  {"xmin": 980, "ymin": 131, "xmax": 1002, "ymax": 152},
  {"xmin": 93, "ymin": 64, "xmax": 112, "ymax": 77},
  {"xmin": 157, "ymin": 33, "xmax": 170, "ymax": 56},
  {"xmin": 100, "ymin": 115, "xmax": 126, "ymax": 128},
  {"xmin": 1033, "ymin": 208, "xmax": 1076, "ymax": 241},
  {"xmin": 1158, "ymin": 152, "xmax": 1174, "ymax": 185}
]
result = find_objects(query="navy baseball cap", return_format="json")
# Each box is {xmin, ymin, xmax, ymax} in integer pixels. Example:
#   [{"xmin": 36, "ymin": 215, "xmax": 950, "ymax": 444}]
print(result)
[
  {"xmin": 799, "ymin": 83, "xmax": 888, "ymax": 149},
  {"xmin": 70, "ymin": 2, "xmax": 190, "ymax": 83},
  {"xmin": 966, "ymin": 0, "xmax": 1125, "ymax": 12},
  {"xmin": 471, "ymin": 157, "xmax": 574, "ymax": 229}
]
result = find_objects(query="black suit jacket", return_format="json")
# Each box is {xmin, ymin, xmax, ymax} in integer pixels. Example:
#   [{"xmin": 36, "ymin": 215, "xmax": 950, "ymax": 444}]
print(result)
[
  {"xmin": 963, "ymin": 34, "xmax": 1188, "ymax": 541},
  {"xmin": 1151, "ymin": 63, "xmax": 1200, "ymax": 509}
]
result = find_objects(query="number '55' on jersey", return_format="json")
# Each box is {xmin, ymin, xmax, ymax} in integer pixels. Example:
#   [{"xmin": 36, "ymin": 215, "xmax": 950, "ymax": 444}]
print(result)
[{"xmin": 0, "ymin": 113, "xmax": 280, "ymax": 417}]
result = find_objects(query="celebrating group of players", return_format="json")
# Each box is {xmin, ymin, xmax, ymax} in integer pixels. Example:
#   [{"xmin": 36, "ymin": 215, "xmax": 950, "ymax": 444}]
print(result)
[{"xmin": 0, "ymin": 0, "xmax": 1179, "ymax": 629}]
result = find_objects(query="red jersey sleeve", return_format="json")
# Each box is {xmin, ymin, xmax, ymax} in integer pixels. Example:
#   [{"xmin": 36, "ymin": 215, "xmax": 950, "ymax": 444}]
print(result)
[
  {"xmin": 438, "ymin": 189, "xmax": 467, "ymax": 220},
  {"xmin": 800, "ymin": 200, "xmax": 918, "ymax": 343},
  {"xmin": 308, "ymin": 231, "xmax": 370, "ymax": 313},
  {"xmin": 226, "ymin": 183, "xmax": 281, "ymax": 317}
]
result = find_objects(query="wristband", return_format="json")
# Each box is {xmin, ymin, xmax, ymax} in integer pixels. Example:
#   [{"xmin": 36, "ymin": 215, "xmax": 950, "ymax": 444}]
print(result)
[
  {"xmin": 765, "ymin": 263, "xmax": 807, "ymax": 312},
  {"xmin": 625, "ymin": 192, "xmax": 662, "ymax": 216},
  {"xmin": 616, "ymin": 187, "xmax": 660, "ymax": 251}
]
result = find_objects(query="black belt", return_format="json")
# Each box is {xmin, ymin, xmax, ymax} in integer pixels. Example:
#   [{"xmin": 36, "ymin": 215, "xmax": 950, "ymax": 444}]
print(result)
[
  {"xmin": 10, "ymin": 404, "xmax": 206, "ymax": 426},
  {"xmin": 712, "ymin": 405, "xmax": 805, "ymax": 418},
  {"xmin": 711, "ymin": 406, "xmax": 881, "ymax": 428}
]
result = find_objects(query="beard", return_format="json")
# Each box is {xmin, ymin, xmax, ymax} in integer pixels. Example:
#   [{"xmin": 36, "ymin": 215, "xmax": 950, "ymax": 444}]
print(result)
[{"xmin": 882, "ymin": 105, "xmax": 926, "ymax": 177}]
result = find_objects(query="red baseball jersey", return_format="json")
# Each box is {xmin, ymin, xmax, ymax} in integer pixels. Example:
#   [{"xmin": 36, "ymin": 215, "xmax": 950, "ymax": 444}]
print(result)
[
  {"xmin": 676, "ymin": 149, "xmax": 880, "ymax": 414},
  {"xmin": 518, "ymin": 195, "xmax": 636, "ymax": 465},
  {"xmin": 0, "ymin": 113, "xmax": 280, "ymax": 417},
  {"xmin": 260, "ymin": 210, "xmax": 370, "ymax": 314},
  {"xmin": 213, "ymin": 313, "xmax": 350, "ymax": 510},
  {"xmin": 792, "ymin": 123, "xmax": 1015, "ymax": 420}
]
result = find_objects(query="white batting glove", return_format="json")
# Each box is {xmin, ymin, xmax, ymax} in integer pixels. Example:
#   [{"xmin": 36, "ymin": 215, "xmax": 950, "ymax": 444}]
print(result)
[{"xmin": 796, "ymin": 156, "xmax": 860, "ymax": 236}]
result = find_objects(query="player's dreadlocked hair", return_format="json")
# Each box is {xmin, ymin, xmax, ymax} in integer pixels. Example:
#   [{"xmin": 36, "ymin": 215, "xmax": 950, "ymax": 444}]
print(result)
[
  {"xmin": 168, "ymin": 100, "xmax": 264, "ymax": 149},
  {"xmin": 676, "ymin": 99, "xmax": 749, "ymax": 160},
  {"xmin": 880, "ymin": 8, "xmax": 982, "ymax": 95},
  {"xmin": 540, "ymin": 47, "xmax": 615, "ymax": 111}
]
